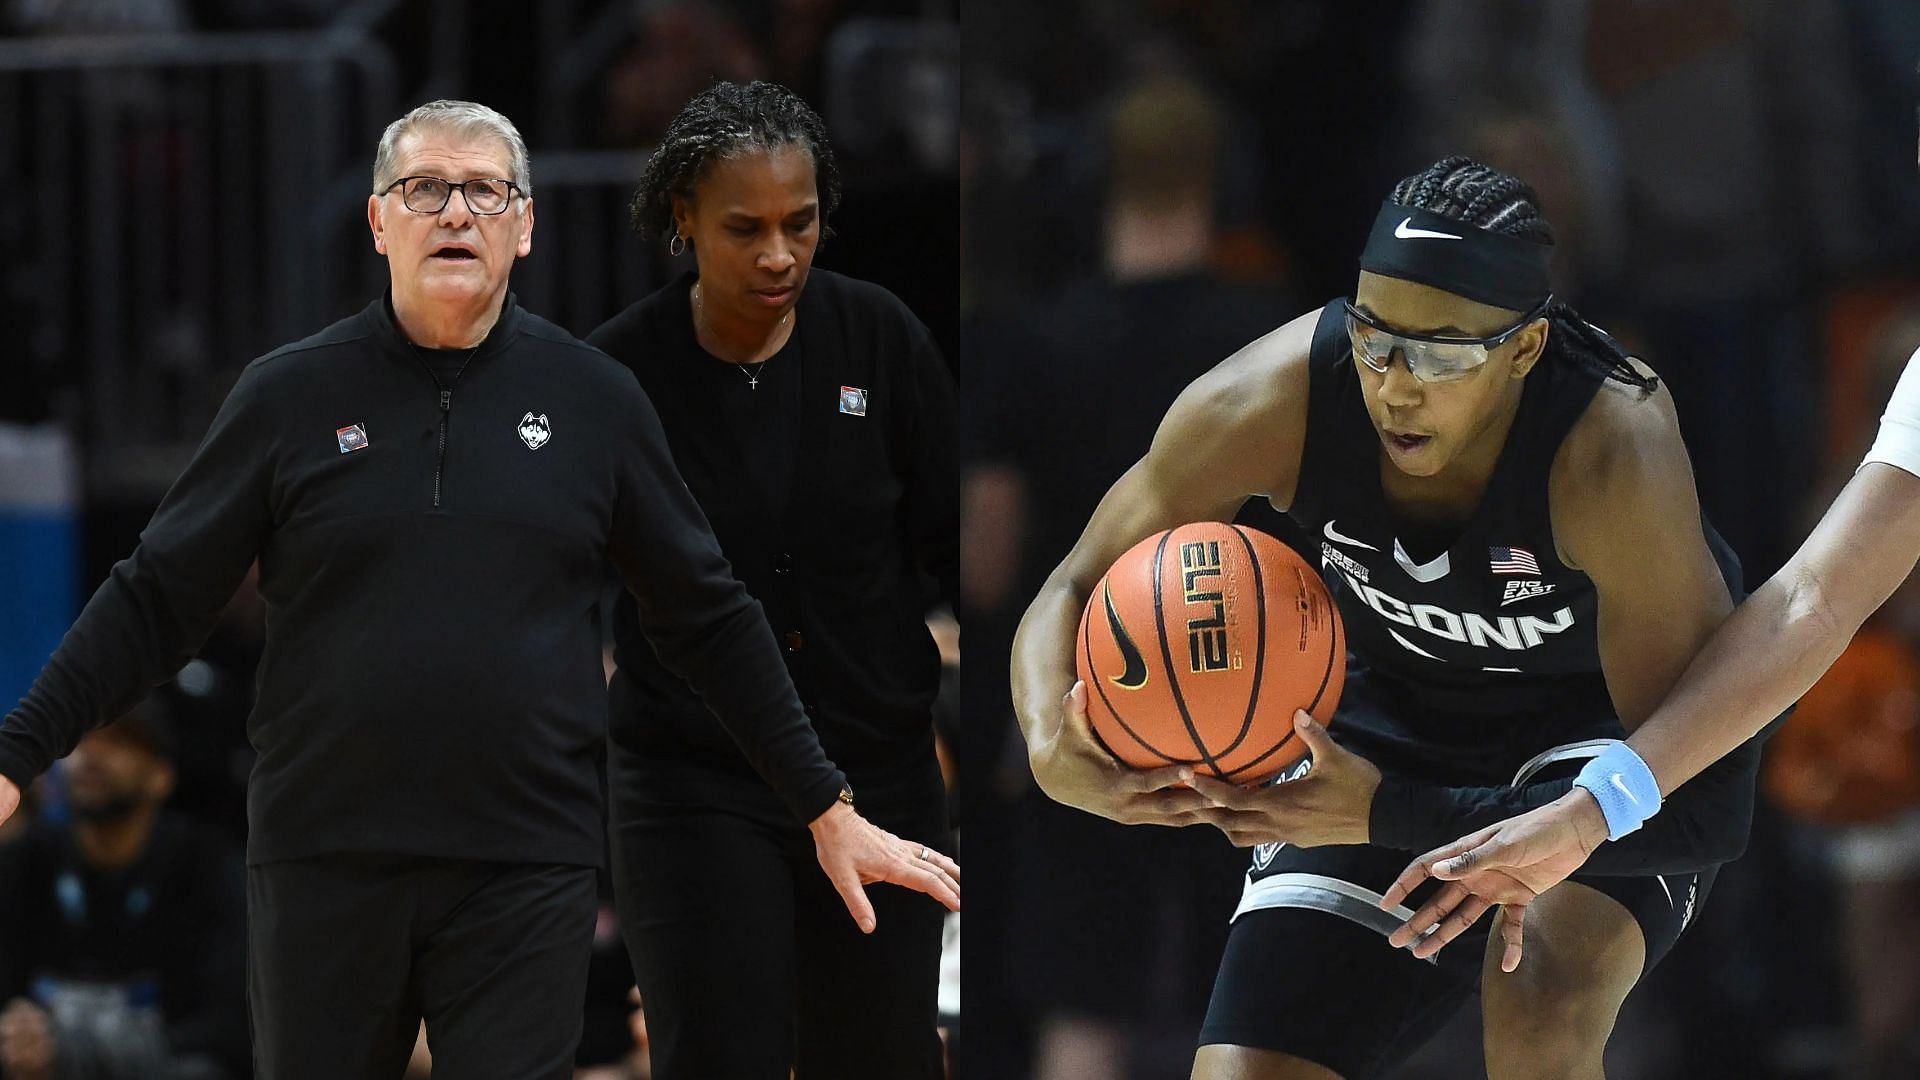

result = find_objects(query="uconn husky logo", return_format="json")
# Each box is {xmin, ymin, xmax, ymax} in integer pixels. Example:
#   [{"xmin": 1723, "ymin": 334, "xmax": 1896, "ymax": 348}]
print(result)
[{"xmin": 518, "ymin": 412, "xmax": 551, "ymax": 450}]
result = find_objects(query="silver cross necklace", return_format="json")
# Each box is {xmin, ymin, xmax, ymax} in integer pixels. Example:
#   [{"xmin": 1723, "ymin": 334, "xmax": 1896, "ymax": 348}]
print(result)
[{"xmin": 693, "ymin": 281, "xmax": 790, "ymax": 390}]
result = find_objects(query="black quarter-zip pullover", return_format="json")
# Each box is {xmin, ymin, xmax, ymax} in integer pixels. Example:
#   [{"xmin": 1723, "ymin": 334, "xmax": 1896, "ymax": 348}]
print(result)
[
  {"xmin": 588, "ymin": 270, "xmax": 957, "ymax": 807},
  {"xmin": 0, "ymin": 293, "xmax": 846, "ymax": 866}
]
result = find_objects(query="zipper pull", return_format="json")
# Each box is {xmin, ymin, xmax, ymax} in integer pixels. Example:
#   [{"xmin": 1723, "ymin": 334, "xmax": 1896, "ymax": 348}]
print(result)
[{"xmin": 439, "ymin": 389, "xmax": 452, "ymax": 413}]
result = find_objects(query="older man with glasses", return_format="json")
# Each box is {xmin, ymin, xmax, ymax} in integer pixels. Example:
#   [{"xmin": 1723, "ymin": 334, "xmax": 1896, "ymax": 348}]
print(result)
[{"xmin": 0, "ymin": 99, "xmax": 958, "ymax": 1080}]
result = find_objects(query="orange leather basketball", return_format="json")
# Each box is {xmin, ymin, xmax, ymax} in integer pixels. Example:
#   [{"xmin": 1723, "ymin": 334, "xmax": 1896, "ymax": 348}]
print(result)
[{"xmin": 1076, "ymin": 521, "xmax": 1345, "ymax": 783}]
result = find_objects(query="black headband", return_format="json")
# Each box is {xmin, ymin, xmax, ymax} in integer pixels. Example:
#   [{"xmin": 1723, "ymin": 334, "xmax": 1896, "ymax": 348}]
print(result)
[{"xmin": 1357, "ymin": 202, "xmax": 1552, "ymax": 312}]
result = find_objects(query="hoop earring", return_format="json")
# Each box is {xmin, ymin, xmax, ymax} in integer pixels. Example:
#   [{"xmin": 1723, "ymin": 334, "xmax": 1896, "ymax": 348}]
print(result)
[{"xmin": 668, "ymin": 233, "xmax": 686, "ymax": 257}]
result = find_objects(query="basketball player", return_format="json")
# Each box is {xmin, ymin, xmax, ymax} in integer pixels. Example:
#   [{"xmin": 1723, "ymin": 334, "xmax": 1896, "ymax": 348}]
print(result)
[
  {"xmin": 1378, "ymin": 284, "xmax": 1920, "ymax": 977},
  {"xmin": 1009, "ymin": 157, "xmax": 1774, "ymax": 1079}
]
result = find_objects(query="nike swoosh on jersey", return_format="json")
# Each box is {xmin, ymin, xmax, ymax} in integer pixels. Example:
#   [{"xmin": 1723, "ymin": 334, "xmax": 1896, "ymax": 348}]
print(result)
[
  {"xmin": 1103, "ymin": 580, "xmax": 1150, "ymax": 690},
  {"xmin": 1323, "ymin": 520, "xmax": 1380, "ymax": 552},
  {"xmin": 1394, "ymin": 216, "xmax": 1463, "ymax": 241}
]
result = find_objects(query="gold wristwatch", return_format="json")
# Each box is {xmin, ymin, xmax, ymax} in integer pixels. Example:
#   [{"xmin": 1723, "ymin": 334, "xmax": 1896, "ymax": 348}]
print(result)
[{"xmin": 837, "ymin": 784, "xmax": 857, "ymax": 810}]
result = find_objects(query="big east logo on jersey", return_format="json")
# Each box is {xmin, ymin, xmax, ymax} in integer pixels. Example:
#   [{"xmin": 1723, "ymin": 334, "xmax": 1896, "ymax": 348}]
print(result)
[{"xmin": 1321, "ymin": 554, "xmax": 1575, "ymax": 653}]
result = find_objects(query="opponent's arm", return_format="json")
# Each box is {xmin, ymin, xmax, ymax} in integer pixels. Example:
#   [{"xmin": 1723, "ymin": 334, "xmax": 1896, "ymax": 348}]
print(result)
[
  {"xmin": 0, "ymin": 365, "xmax": 276, "ymax": 825},
  {"xmin": 1011, "ymin": 309, "xmax": 1316, "ymax": 825},
  {"xmin": 1623, "ymin": 460, "xmax": 1920, "ymax": 793}
]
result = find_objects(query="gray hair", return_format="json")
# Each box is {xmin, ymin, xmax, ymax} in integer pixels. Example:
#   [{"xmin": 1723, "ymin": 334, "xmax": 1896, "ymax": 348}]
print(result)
[{"xmin": 372, "ymin": 99, "xmax": 532, "ymax": 196}]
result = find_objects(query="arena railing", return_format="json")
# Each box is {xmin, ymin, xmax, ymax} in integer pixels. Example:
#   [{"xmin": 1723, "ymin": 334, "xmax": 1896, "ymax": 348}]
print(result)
[{"xmin": 0, "ymin": 30, "xmax": 399, "ymax": 499}]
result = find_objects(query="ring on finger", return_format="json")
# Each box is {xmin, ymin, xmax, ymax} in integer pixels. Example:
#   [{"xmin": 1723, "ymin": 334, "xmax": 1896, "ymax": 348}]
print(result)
[{"xmin": 917, "ymin": 846, "xmax": 930, "ymax": 862}]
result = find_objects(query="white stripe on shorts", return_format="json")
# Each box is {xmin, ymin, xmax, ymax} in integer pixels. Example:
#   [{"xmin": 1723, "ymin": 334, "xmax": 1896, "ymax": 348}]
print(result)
[{"xmin": 1233, "ymin": 872, "xmax": 1439, "ymax": 962}]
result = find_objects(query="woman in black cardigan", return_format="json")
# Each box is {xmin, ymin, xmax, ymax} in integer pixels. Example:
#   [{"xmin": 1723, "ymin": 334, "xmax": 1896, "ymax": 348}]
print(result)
[{"xmin": 587, "ymin": 81, "xmax": 959, "ymax": 1080}]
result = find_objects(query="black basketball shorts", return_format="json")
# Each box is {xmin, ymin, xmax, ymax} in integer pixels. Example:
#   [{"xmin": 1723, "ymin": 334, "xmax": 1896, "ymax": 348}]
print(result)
[{"xmin": 1196, "ymin": 738, "xmax": 1715, "ymax": 1079}]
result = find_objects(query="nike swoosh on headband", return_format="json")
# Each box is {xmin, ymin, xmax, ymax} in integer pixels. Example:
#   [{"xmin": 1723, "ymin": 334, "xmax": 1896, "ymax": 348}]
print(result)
[
  {"xmin": 1394, "ymin": 216, "xmax": 1463, "ymax": 241},
  {"xmin": 1324, "ymin": 520, "xmax": 1380, "ymax": 552}
]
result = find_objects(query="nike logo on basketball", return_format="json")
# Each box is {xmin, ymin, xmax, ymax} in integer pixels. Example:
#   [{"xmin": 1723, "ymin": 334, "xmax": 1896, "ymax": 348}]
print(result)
[
  {"xmin": 1394, "ymin": 217, "xmax": 1462, "ymax": 241},
  {"xmin": 1610, "ymin": 774, "xmax": 1639, "ymax": 804},
  {"xmin": 1103, "ymin": 581, "xmax": 1151, "ymax": 690},
  {"xmin": 1323, "ymin": 520, "xmax": 1379, "ymax": 552}
]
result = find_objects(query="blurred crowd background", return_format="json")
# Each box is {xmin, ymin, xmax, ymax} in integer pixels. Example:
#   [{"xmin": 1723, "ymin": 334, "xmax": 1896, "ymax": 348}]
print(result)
[
  {"xmin": 0, "ymin": 1, "xmax": 956, "ymax": 1077},
  {"xmin": 961, "ymin": 1, "xmax": 1920, "ymax": 1078}
]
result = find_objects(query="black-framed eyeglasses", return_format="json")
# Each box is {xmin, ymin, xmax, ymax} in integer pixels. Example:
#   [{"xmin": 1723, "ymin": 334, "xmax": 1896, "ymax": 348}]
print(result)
[
  {"xmin": 382, "ymin": 176, "xmax": 521, "ymax": 215},
  {"xmin": 1343, "ymin": 296, "xmax": 1552, "ymax": 383}
]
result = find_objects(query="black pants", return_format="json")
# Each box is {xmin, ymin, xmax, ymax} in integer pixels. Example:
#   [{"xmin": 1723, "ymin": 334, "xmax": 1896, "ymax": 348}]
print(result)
[
  {"xmin": 247, "ymin": 854, "xmax": 599, "ymax": 1080},
  {"xmin": 611, "ymin": 763, "xmax": 950, "ymax": 1080}
]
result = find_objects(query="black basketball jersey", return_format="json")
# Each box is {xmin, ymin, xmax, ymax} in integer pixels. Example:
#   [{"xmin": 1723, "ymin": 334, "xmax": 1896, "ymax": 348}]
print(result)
[{"xmin": 1286, "ymin": 301, "xmax": 1741, "ymax": 718}]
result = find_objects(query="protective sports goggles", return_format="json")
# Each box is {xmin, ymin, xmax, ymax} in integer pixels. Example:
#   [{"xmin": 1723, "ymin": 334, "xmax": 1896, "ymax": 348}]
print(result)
[{"xmin": 1342, "ymin": 296, "xmax": 1552, "ymax": 384}]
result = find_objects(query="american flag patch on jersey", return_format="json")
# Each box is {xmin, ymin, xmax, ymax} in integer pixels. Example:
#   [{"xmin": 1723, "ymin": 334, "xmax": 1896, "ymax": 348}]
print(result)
[{"xmin": 1489, "ymin": 546, "xmax": 1541, "ymax": 575}]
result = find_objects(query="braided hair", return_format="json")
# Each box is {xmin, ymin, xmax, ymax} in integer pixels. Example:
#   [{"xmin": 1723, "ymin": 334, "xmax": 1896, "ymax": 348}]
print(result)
[
  {"xmin": 628, "ymin": 81, "xmax": 841, "ymax": 246},
  {"xmin": 1389, "ymin": 157, "xmax": 1656, "ymax": 392}
]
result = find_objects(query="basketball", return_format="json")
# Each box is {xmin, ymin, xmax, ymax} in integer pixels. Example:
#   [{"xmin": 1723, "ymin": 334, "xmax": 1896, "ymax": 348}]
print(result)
[{"xmin": 1075, "ymin": 521, "xmax": 1345, "ymax": 783}]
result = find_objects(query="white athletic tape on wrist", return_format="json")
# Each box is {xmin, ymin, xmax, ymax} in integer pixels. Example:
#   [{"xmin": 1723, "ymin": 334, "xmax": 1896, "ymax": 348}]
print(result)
[{"xmin": 1573, "ymin": 741, "xmax": 1662, "ymax": 841}]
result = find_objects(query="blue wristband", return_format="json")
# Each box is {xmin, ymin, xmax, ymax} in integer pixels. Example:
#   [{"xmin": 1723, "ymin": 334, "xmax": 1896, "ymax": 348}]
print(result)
[{"xmin": 1573, "ymin": 741, "xmax": 1662, "ymax": 841}]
